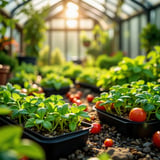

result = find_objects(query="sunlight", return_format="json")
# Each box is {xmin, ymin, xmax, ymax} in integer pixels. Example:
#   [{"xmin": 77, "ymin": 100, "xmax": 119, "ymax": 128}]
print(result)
[
  {"xmin": 66, "ymin": 2, "xmax": 79, "ymax": 19},
  {"xmin": 66, "ymin": 20, "xmax": 77, "ymax": 28}
]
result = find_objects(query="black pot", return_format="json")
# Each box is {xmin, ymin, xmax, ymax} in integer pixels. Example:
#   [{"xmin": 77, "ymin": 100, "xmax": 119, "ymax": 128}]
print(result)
[
  {"xmin": 42, "ymin": 86, "xmax": 70, "ymax": 97},
  {"xmin": 0, "ymin": 116, "xmax": 92, "ymax": 160},
  {"xmin": 95, "ymin": 107, "xmax": 160, "ymax": 138},
  {"xmin": 75, "ymin": 82, "xmax": 101, "ymax": 93},
  {"xmin": 17, "ymin": 56, "xmax": 37, "ymax": 65}
]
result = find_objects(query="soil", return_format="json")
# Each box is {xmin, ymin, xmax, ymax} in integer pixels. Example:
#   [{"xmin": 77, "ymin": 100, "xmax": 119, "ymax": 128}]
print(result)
[{"xmin": 58, "ymin": 85, "xmax": 160, "ymax": 160}]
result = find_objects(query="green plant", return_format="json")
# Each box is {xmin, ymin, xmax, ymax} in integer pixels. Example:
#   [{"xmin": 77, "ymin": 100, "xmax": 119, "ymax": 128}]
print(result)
[
  {"xmin": 0, "ymin": 52, "xmax": 18, "ymax": 71},
  {"xmin": 0, "ymin": 83, "xmax": 90, "ymax": 134},
  {"xmin": 21, "ymin": 4, "xmax": 49, "ymax": 57},
  {"xmin": 9, "ymin": 70, "xmax": 37, "ymax": 86},
  {"xmin": 84, "ymin": 25, "xmax": 112, "ymax": 59},
  {"xmin": 40, "ymin": 73, "xmax": 73, "ymax": 90},
  {"xmin": 50, "ymin": 48, "xmax": 65, "ymax": 65},
  {"xmin": 140, "ymin": 23, "xmax": 160, "ymax": 53},
  {"xmin": 97, "ymin": 55, "xmax": 156, "ymax": 90},
  {"xmin": 93, "ymin": 80, "xmax": 160, "ymax": 121},
  {"xmin": 80, "ymin": 31, "xmax": 91, "ymax": 47},
  {"xmin": 96, "ymin": 51, "xmax": 123, "ymax": 69},
  {"xmin": 0, "ymin": 91, "xmax": 45, "ymax": 160}
]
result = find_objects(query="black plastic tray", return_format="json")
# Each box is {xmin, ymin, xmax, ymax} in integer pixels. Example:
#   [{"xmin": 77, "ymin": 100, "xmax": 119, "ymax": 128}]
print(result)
[
  {"xmin": 0, "ymin": 116, "xmax": 92, "ymax": 160},
  {"xmin": 95, "ymin": 107, "xmax": 160, "ymax": 137},
  {"xmin": 75, "ymin": 82, "xmax": 101, "ymax": 93},
  {"xmin": 42, "ymin": 86, "xmax": 70, "ymax": 97}
]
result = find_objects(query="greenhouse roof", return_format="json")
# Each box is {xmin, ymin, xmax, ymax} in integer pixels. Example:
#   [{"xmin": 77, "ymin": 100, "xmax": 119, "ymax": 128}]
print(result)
[{"xmin": 2, "ymin": 0, "xmax": 160, "ymax": 28}]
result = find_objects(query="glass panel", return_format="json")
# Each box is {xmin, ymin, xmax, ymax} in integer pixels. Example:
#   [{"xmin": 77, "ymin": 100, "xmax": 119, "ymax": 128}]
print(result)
[
  {"xmin": 48, "ymin": 5, "xmax": 63, "ymax": 18},
  {"xmin": 150, "ymin": 10, "xmax": 156, "ymax": 24},
  {"xmin": 51, "ymin": 31, "xmax": 65, "ymax": 57},
  {"xmin": 4, "ymin": 1, "xmax": 17, "ymax": 12},
  {"xmin": 106, "ymin": 10, "xmax": 115, "ymax": 18},
  {"xmin": 67, "ymin": 31, "xmax": 78, "ymax": 60},
  {"xmin": 130, "ymin": 17, "xmax": 139, "ymax": 58},
  {"xmin": 140, "ymin": 14, "xmax": 147, "ymax": 55},
  {"xmin": 122, "ymin": 21, "xmax": 129, "ymax": 56},
  {"xmin": 80, "ymin": 19, "xmax": 94, "ymax": 29},
  {"xmin": 147, "ymin": 0, "xmax": 160, "ymax": 5},
  {"xmin": 156, "ymin": 7, "xmax": 160, "ymax": 29},
  {"xmin": 51, "ymin": 19, "xmax": 65, "ymax": 29},
  {"xmin": 125, "ymin": 0, "xmax": 142, "ymax": 11},
  {"xmin": 121, "ymin": 4, "xmax": 136, "ymax": 15},
  {"xmin": 82, "ymin": 0, "xmax": 105, "ymax": 12},
  {"xmin": 106, "ymin": 3, "xmax": 117, "ymax": 12},
  {"xmin": 12, "ymin": 29, "xmax": 20, "ymax": 54}
]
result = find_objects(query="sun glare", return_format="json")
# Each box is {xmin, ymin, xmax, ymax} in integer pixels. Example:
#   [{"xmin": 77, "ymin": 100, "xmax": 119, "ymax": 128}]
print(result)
[
  {"xmin": 66, "ymin": 20, "xmax": 77, "ymax": 28},
  {"xmin": 66, "ymin": 2, "xmax": 79, "ymax": 19}
]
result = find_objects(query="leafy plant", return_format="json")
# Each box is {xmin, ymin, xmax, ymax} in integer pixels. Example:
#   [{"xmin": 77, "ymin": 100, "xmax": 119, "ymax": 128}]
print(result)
[
  {"xmin": 0, "ymin": 52, "xmax": 18, "ymax": 71},
  {"xmin": 140, "ymin": 23, "xmax": 160, "ymax": 53},
  {"xmin": 40, "ymin": 73, "xmax": 73, "ymax": 90},
  {"xmin": 20, "ymin": 4, "xmax": 49, "ymax": 57},
  {"xmin": 93, "ymin": 80, "xmax": 160, "ymax": 121},
  {"xmin": 0, "ymin": 83, "xmax": 90, "ymax": 134},
  {"xmin": 96, "ymin": 51, "xmax": 123, "ymax": 69}
]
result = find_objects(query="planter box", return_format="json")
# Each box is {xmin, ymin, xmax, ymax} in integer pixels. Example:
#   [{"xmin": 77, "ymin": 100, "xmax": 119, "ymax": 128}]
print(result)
[
  {"xmin": 0, "ymin": 65, "xmax": 10, "ymax": 85},
  {"xmin": 42, "ymin": 86, "xmax": 70, "ymax": 97},
  {"xmin": 95, "ymin": 107, "xmax": 160, "ymax": 138},
  {"xmin": 17, "ymin": 56, "xmax": 37, "ymax": 65},
  {"xmin": 0, "ymin": 116, "xmax": 92, "ymax": 160},
  {"xmin": 75, "ymin": 82, "xmax": 101, "ymax": 93}
]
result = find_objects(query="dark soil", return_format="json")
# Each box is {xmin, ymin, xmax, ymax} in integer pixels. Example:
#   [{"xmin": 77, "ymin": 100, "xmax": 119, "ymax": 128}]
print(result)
[{"xmin": 59, "ymin": 86, "xmax": 160, "ymax": 160}]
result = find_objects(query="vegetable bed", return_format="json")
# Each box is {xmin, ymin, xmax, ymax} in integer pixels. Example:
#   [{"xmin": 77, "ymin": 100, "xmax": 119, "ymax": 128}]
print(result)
[{"xmin": 59, "ymin": 86, "xmax": 160, "ymax": 160}]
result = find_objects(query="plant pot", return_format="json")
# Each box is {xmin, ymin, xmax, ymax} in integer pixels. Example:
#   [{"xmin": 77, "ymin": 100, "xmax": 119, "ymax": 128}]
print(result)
[
  {"xmin": 83, "ymin": 41, "xmax": 90, "ymax": 47},
  {"xmin": 17, "ymin": 56, "xmax": 37, "ymax": 65},
  {"xmin": 95, "ymin": 107, "xmax": 160, "ymax": 138},
  {"xmin": 75, "ymin": 82, "xmax": 101, "ymax": 93},
  {"xmin": 0, "ymin": 116, "xmax": 92, "ymax": 160},
  {"xmin": 42, "ymin": 86, "xmax": 71, "ymax": 97},
  {"xmin": 0, "ymin": 65, "xmax": 10, "ymax": 85}
]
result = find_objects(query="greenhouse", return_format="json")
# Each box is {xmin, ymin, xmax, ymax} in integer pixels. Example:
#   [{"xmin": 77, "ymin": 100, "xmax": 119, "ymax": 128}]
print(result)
[{"xmin": 0, "ymin": 0, "xmax": 160, "ymax": 160}]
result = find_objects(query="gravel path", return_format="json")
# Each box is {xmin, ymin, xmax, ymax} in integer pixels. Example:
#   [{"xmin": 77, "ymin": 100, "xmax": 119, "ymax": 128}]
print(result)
[{"xmin": 59, "ymin": 86, "xmax": 160, "ymax": 160}]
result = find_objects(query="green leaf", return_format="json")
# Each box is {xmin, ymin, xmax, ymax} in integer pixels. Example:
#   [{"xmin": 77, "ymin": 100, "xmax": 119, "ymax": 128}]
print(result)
[
  {"xmin": 0, "ymin": 105, "xmax": 11, "ymax": 115},
  {"xmin": 37, "ymin": 108, "xmax": 46, "ymax": 119},
  {"xmin": 35, "ymin": 119, "xmax": 44, "ymax": 124},
  {"xmin": 69, "ymin": 121, "xmax": 77, "ymax": 132},
  {"xmin": 77, "ymin": 104, "xmax": 87, "ymax": 111},
  {"xmin": 57, "ymin": 104, "xmax": 69, "ymax": 115},
  {"xmin": 12, "ymin": 93, "xmax": 21, "ymax": 101},
  {"xmin": 14, "ymin": 139, "xmax": 45, "ymax": 160},
  {"xmin": 144, "ymin": 103, "xmax": 155, "ymax": 112},
  {"xmin": 0, "ymin": 151, "xmax": 17, "ymax": 160},
  {"xmin": 42, "ymin": 121, "xmax": 52, "ymax": 130},
  {"xmin": 25, "ymin": 118, "xmax": 35, "ymax": 128},
  {"xmin": 0, "ymin": 126, "xmax": 22, "ymax": 150},
  {"xmin": 155, "ymin": 110, "xmax": 160, "ymax": 120}
]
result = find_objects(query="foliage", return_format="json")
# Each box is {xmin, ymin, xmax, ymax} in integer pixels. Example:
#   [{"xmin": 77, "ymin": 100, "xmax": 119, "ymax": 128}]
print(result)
[
  {"xmin": 21, "ymin": 4, "xmax": 49, "ymax": 57},
  {"xmin": 9, "ymin": 70, "xmax": 37, "ymax": 86},
  {"xmin": 147, "ymin": 46, "xmax": 160, "ymax": 79},
  {"xmin": 93, "ymin": 80, "xmax": 160, "ymax": 121},
  {"xmin": 96, "ymin": 51, "xmax": 123, "ymax": 69},
  {"xmin": 14, "ymin": 62, "xmax": 38, "ymax": 74},
  {"xmin": 0, "ymin": 83, "xmax": 90, "ymax": 133},
  {"xmin": 50, "ymin": 48, "xmax": 65, "ymax": 65},
  {"xmin": 0, "ymin": 52, "xmax": 18, "ymax": 71},
  {"xmin": 40, "ymin": 73, "xmax": 73, "ymax": 90},
  {"xmin": 38, "ymin": 45, "xmax": 50, "ymax": 66},
  {"xmin": 140, "ymin": 23, "xmax": 160, "ymax": 53},
  {"xmin": 80, "ymin": 31, "xmax": 91, "ymax": 46},
  {"xmin": 97, "ymin": 55, "xmax": 156, "ymax": 90},
  {"xmin": 82, "ymin": 25, "xmax": 112, "ymax": 59},
  {"xmin": 76, "ymin": 67, "xmax": 104, "ymax": 85}
]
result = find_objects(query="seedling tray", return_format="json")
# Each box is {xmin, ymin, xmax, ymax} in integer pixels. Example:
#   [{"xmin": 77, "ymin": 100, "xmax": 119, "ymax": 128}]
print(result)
[
  {"xmin": 42, "ymin": 86, "xmax": 70, "ymax": 97},
  {"xmin": 95, "ymin": 107, "xmax": 160, "ymax": 138},
  {"xmin": 0, "ymin": 116, "xmax": 92, "ymax": 160}
]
